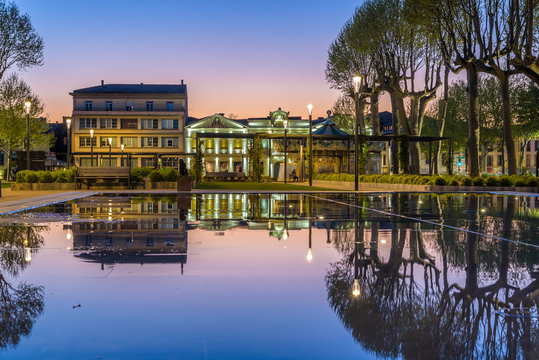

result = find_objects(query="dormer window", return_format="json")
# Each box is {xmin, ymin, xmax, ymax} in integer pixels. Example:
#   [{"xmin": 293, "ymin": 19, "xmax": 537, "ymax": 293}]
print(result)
[
  {"xmin": 146, "ymin": 101, "xmax": 154, "ymax": 111},
  {"xmin": 126, "ymin": 102, "xmax": 133, "ymax": 111},
  {"xmin": 105, "ymin": 101, "xmax": 112, "ymax": 111},
  {"xmin": 166, "ymin": 102, "xmax": 174, "ymax": 111},
  {"xmin": 85, "ymin": 101, "xmax": 92, "ymax": 111}
]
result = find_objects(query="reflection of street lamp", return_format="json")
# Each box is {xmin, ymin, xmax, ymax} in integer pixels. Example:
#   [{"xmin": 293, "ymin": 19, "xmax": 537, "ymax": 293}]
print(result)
[
  {"xmin": 25, "ymin": 101, "xmax": 31, "ymax": 170},
  {"xmin": 353, "ymin": 76, "xmax": 361, "ymax": 191},
  {"xmin": 284, "ymin": 118, "xmax": 288, "ymax": 184},
  {"xmin": 24, "ymin": 227, "xmax": 31, "ymax": 262},
  {"xmin": 90, "ymin": 129, "xmax": 95, "ymax": 166},
  {"xmin": 352, "ymin": 278, "xmax": 360, "ymax": 297},
  {"xmin": 66, "ymin": 118, "xmax": 71, "ymax": 168},
  {"xmin": 121, "ymin": 144, "xmax": 125, "ymax": 166},
  {"xmin": 306, "ymin": 217, "xmax": 313, "ymax": 263},
  {"xmin": 307, "ymin": 103, "xmax": 313, "ymax": 186},
  {"xmin": 108, "ymin": 137, "xmax": 112, "ymax": 166},
  {"xmin": 66, "ymin": 230, "xmax": 72, "ymax": 240}
]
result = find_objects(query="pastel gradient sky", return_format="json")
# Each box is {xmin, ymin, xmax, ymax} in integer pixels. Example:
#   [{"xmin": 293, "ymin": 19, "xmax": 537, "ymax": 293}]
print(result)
[{"xmin": 11, "ymin": 0, "xmax": 388, "ymax": 122}]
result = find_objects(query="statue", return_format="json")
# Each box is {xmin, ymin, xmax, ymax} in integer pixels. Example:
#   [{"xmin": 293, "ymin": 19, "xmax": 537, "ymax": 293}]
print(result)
[{"xmin": 179, "ymin": 159, "xmax": 188, "ymax": 177}]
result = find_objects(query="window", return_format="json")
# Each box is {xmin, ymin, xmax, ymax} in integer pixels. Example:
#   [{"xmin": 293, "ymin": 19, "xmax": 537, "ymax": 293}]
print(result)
[
  {"xmin": 121, "ymin": 137, "xmax": 137, "ymax": 147},
  {"xmin": 85, "ymin": 101, "xmax": 92, "ymax": 111},
  {"xmin": 146, "ymin": 101, "xmax": 154, "ymax": 111},
  {"xmin": 535, "ymin": 140, "xmax": 539, "ymax": 151},
  {"xmin": 79, "ymin": 157, "xmax": 92, "ymax": 166},
  {"xmin": 100, "ymin": 137, "xmax": 117, "ymax": 147},
  {"xmin": 0, "ymin": 151, "xmax": 4, "ymax": 166},
  {"xmin": 79, "ymin": 137, "xmax": 97, "ymax": 147},
  {"xmin": 121, "ymin": 157, "xmax": 137, "ymax": 167},
  {"xmin": 527, "ymin": 142, "xmax": 531, "ymax": 151},
  {"xmin": 141, "ymin": 157, "xmax": 156, "ymax": 167},
  {"xmin": 162, "ymin": 157, "xmax": 178, "ymax": 167},
  {"xmin": 121, "ymin": 118, "xmax": 138, "ymax": 129},
  {"xmin": 141, "ymin": 119, "xmax": 158, "ymax": 129},
  {"xmin": 105, "ymin": 101, "xmax": 112, "ymax": 111},
  {"xmin": 79, "ymin": 118, "xmax": 97, "ymax": 129},
  {"xmin": 166, "ymin": 102, "xmax": 174, "ymax": 111},
  {"xmin": 162, "ymin": 137, "xmax": 178, "ymax": 148},
  {"xmin": 101, "ymin": 158, "xmax": 117, "ymax": 167},
  {"xmin": 497, "ymin": 155, "xmax": 503, "ymax": 166},
  {"xmin": 141, "ymin": 137, "xmax": 159, "ymax": 147},
  {"xmin": 100, "ymin": 118, "xmax": 117, "ymax": 129},
  {"xmin": 526, "ymin": 155, "xmax": 531, "ymax": 167},
  {"xmin": 219, "ymin": 138, "xmax": 227, "ymax": 151},
  {"xmin": 487, "ymin": 155, "xmax": 493, "ymax": 167},
  {"xmin": 125, "ymin": 102, "xmax": 134, "ymax": 111},
  {"xmin": 161, "ymin": 119, "xmax": 178, "ymax": 129}
]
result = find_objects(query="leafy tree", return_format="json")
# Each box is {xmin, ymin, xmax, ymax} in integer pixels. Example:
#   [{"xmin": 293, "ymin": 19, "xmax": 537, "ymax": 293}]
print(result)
[
  {"xmin": 331, "ymin": 95, "xmax": 355, "ymax": 135},
  {"xmin": 513, "ymin": 79, "xmax": 539, "ymax": 170},
  {"xmin": 192, "ymin": 134, "xmax": 204, "ymax": 183},
  {"xmin": 0, "ymin": 0, "xmax": 44, "ymax": 80},
  {"xmin": 247, "ymin": 135, "xmax": 263, "ymax": 182},
  {"xmin": 0, "ymin": 74, "xmax": 54, "ymax": 178}
]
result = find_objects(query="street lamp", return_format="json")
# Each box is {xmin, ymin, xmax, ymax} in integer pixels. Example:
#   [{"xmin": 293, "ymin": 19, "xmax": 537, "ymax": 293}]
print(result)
[
  {"xmin": 120, "ymin": 144, "xmax": 125, "ymax": 166},
  {"xmin": 24, "ymin": 101, "xmax": 31, "ymax": 170},
  {"xmin": 353, "ymin": 76, "xmax": 362, "ymax": 191},
  {"xmin": 66, "ymin": 118, "xmax": 71, "ymax": 168},
  {"xmin": 283, "ymin": 118, "xmax": 288, "ymax": 184},
  {"xmin": 108, "ymin": 137, "xmax": 113, "ymax": 166},
  {"xmin": 90, "ymin": 129, "xmax": 95, "ymax": 166},
  {"xmin": 307, "ymin": 103, "xmax": 313, "ymax": 186}
]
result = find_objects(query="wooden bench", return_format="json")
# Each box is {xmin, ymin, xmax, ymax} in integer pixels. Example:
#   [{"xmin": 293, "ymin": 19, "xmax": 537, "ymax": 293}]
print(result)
[
  {"xmin": 76, "ymin": 166, "xmax": 131, "ymax": 189},
  {"xmin": 205, "ymin": 172, "xmax": 246, "ymax": 182}
]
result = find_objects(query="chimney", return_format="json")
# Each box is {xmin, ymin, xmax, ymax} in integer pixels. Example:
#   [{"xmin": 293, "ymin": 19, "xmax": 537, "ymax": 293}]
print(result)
[
  {"xmin": 101, "ymin": 80, "xmax": 104, "ymax": 86},
  {"xmin": 181, "ymin": 79, "xmax": 184, "ymax": 85}
]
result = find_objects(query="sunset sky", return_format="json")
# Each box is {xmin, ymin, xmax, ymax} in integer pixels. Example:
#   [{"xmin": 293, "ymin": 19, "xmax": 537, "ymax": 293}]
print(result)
[{"xmin": 11, "ymin": 0, "xmax": 391, "ymax": 122}]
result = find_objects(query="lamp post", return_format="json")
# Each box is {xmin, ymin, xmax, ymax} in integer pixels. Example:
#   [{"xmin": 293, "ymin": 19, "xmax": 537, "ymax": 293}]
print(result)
[
  {"xmin": 121, "ymin": 144, "xmax": 125, "ymax": 166},
  {"xmin": 307, "ymin": 103, "xmax": 313, "ymax": 186},
  {"xmin": 90, "ymin": 129, "xmax": 95, "ymax": 166},
  {"xmin": 24, "ymin": 101, "xmax": 31, "ymax": 170},
  {"xmin": 353, "ymin": 76, "xmax": 362, "ymax": 191},
  {"xmin": 66, "ymin": 119, "xmax": 71, "ymax": 168},
  {"xmin": 283, "ymin": 118, "xmax": 288, "ymax": 184},
  {"xmin": 108, "ymin": 137, "xmax": 112, "ymax": 166}
]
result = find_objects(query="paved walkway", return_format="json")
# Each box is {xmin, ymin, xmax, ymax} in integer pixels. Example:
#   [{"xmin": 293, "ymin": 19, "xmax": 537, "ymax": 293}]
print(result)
[{"xmin": 0, "ymin": 189, "xmax": 96, "ymax": 215}]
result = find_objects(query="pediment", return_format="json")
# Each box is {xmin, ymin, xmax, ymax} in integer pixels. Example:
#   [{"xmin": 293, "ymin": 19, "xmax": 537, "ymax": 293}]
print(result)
[{"xmin": 187, "ymin": 114, "xmax": 246, "ymax": 129}]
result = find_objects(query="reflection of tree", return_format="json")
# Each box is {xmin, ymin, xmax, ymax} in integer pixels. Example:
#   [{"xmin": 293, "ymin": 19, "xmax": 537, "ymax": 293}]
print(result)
[
  {"xmin": 326, "ymin": 194, "xmax": 538, "ymax": 359},
  {"xmin": 0, "ymin": 225, "xmax": 45, "ymax": 351}
]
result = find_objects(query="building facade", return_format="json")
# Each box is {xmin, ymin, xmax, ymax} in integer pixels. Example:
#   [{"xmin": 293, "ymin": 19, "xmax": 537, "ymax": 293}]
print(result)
[{"xmin": 70, "ymin": 81, "xmax": 187, "ymax": 168}]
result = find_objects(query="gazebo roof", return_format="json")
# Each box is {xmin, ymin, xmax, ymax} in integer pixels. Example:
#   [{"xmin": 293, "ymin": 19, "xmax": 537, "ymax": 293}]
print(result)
[{"xmin": 313, "ymin": 119, "xmax": 349, "ymax": 136}]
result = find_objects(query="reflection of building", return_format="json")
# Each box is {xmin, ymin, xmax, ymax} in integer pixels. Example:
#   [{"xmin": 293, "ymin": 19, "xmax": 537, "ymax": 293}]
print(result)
[
  {"xmin": 71, "ymin": 195, "xmax": 187, "ymax": 267},
  {"xmin": 70, "ymin": 81, "xmax": 187, "ymax": 168}
]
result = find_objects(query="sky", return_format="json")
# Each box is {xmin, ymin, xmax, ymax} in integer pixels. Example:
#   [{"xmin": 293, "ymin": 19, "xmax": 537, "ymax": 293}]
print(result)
[{"xmin": 10, "ymin": 0, "xmax": 386, "ymax": 122}]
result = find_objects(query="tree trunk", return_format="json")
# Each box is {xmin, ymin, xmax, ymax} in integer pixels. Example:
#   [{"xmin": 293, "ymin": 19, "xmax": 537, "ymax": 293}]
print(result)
[
  {"xmin": 356, "ymin": 98, "xmax": 366, "ymax": 135},
  {"xmin": 500, "ymin": 74, "xmax": 517, "ymax": 175},
  {"xmin": 370, "ymin": 93, "xmax": 380, "ymax": 136},
  {"xmin": 434, "ymin": 68, "xmax": 449, "ymax": 174},
  {"xmin": 409, "ymin": 97, "xmax": 420, "ymax": 174},
  {"xmin": 467, "ymin": 65, "xmax": 481, "ymax": 177},
  {"xmin": 7, "ymin": 150, "xmax": 13, "ymax": 181},
  {"xmin": 390, "ymin": 93, "xmax": 400, "ymax": 174}
]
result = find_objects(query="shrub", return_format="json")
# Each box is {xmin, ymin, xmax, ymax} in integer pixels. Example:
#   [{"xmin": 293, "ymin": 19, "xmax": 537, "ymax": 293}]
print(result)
[
  {"xmin": 160, "ymin": 167, "xmax": 178, "ymax": 182},
  {"xmin": 16, "ymin": 170, "xmax": 30, "ymax": 183},
  {"xmin": 526, "ymin": 177, "xmax": 538, "ymax": 187},
  {"xmin": 131, "ymin": 167, "xmax": 152, "ymax": 183},
  {"xmin": 514, "ymin": 178, "xmax": 526, "ymax": 187},
  {"xmin": 149, "ymin": 170, "xmax": 164, "ymax": 182},
  {"xmin": 472, "ymin": 177, "xmax": 484, "ymax": 186},
  {"xmin": 434, "ymin": 177, "xmax": 447, "ymax": 186},
  {"xmin": 462, "ymin": 177, "xmax": 473, "ymax": 186},
  {"xmin": 26, "ymin": 172, "xmax": 39, "ymax": 183},
  {"xmin": 38, "ymin": 171, "xmax": 54, "ymax": 183},
  {"xmin": 449, "ymin": 179, "xmax": 459, "ymax": 186},
  {"xmin": 499, "ymin": 176, "xmax": 512, "ymax": 187},
  {"xmin": 485, "ymin": 176, "xmax": 499, "ymax": 187}
]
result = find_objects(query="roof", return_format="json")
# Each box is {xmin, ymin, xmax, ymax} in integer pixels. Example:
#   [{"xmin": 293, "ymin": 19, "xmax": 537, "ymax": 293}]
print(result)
[
  {"xmin": 379, "ymin": 111, "xmax": 392, "ymax": 126},
  {"xmin": 312, "ymin": 119, "xmax": 350, "ymax": 136},
  {"xmin": 72, "ymin": 83, "xmax": 186, "ymax": 94}
]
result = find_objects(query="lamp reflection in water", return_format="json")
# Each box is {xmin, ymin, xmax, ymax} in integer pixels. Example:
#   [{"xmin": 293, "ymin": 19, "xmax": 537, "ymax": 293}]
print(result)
[
  {"xmin": 24, "ymin": 227, "xmax": 32, "ymax": 262},
  {"xmin": 306, "ymin": 218, "xmax": 313, "ymax": 263}
]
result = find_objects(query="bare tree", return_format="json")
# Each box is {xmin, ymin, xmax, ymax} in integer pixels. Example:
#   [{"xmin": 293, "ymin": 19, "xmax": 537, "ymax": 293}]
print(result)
[{"xmin": 0, "ymin": 0, "xmax": 44, "ymax": 80}]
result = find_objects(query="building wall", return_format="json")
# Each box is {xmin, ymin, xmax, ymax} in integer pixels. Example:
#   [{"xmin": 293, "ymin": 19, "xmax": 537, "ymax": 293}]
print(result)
[{"xmin": 71, "ymin": 92, "xmax": 186, "ymax": 168}]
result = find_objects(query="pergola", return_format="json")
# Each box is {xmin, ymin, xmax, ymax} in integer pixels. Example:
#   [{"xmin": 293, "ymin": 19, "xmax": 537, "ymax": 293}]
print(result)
[{"xmin": 195, "ymin": 132, "xmax": 453, "ymax": 182}]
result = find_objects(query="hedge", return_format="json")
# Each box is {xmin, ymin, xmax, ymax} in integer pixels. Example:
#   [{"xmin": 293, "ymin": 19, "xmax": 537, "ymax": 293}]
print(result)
[
  {"xmin": 16, "ymin": 169, "xmax": 76, "ymax": 183},
  {"xmin": 313, "ymin": 173, "xmax": 538, "ymax": 187}
]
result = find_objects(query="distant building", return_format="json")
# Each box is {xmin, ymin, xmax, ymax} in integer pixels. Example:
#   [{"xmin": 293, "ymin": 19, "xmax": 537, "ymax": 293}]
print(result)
[{"xmin": 69, "ymin": 81, "xmax": 187, "ymax": 168}]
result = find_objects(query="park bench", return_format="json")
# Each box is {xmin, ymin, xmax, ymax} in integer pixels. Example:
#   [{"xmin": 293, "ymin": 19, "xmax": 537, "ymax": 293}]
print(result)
[
  {"xmin": 205, "ymin": 171, "xmax": 246, "ymax": 182},
  {"xmin": 75, "ymin": 166, "xmax": 131, "ymax": 189}
]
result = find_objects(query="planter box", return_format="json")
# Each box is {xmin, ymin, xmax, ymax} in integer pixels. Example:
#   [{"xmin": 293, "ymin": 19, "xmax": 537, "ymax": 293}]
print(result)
[
  {"xmin": 312, "ymin": 180, "xmax": 539, "ymax": 193},
  {"xmin": 145, "ymin": 181, "xmax": 177, "ymax": 190},
  {"xmin": 11, "ymin": 183, "xmax": 76, "ymax": 191}
]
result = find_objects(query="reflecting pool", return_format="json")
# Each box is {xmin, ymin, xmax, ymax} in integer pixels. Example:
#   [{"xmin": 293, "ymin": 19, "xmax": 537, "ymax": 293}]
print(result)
[{"xmin": 0, "ymin": 192, "xmax": 538, "ymax": 359}]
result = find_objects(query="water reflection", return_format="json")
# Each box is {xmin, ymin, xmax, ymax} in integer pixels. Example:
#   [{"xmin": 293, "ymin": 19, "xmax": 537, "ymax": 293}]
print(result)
[
  {"xmin": 0, "ymin": 225, "xmax": 45, "ymax": 351},
  {"xmin": 326, "ymin": 194, "xmax": 538, "ymax": 359},
  {"xmin": 70, "ymin": 195, "xmax": 188, "ymax": 272}
]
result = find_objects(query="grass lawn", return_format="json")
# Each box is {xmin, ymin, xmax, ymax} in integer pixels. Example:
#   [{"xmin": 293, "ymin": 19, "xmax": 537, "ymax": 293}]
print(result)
[
  {"xmin": 195, "ymin": 182, "xmax": 332, "ymax": 191},
  {"xmin": 1, "ymin": 182, "xmax": 12, "ymax": 188}
]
